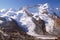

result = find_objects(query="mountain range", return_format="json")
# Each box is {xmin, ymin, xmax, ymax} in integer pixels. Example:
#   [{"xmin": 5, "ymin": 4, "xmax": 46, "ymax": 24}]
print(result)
[{"xmin": 0, "ymin": 3, "xmax": 60, "ymax": 39}]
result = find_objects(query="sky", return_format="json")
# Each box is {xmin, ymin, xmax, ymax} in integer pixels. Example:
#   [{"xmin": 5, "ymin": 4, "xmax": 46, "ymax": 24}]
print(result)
[{"xmin": 0, "ymin": 0, "xmax": 60, "ymax": 9}]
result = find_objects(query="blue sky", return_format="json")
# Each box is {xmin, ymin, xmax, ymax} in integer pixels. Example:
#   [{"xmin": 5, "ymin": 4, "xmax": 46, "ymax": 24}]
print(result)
[{"xmin": 0, "ymin": 0, "xmax": 60, "ymax": 9}]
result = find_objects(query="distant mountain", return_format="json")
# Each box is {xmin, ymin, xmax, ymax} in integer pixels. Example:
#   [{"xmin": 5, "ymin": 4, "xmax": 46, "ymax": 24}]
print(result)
[{"xmin": 0, "ymin": 3, "xmax": 60, "ymax": 39}]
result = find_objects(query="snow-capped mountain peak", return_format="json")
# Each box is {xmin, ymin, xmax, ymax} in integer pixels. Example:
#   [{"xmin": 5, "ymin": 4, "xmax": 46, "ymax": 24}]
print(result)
[
  {"xmin": 39, "ymin": 3, "xmax": 48, "ymax": 9},
  {"xmin": 38, "ymin": 3, "xmax": 49, "ymax": 13},
  {"xmin": 0, "ymin": 3, "xmax": 60, "ymax": 39},
  {"xmin": 16, "ymin": 7, "xmax": 26, "ymax": 14},
  {"xmin": 0, "ymin": 9, "xmax": 6, "ymax": 12}
]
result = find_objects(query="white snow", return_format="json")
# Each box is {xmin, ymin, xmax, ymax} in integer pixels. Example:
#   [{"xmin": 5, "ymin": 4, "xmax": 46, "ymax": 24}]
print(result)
[
  {"xmin": 0, "ymin": 9, "xmax": 6, "ymax": 12},
  {"xmin": 0, "ymin": 20, "xmax": 4, "ymax": 24}
]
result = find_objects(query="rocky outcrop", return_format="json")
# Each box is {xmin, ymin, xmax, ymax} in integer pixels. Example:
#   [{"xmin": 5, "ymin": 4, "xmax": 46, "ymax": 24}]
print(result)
[
  {"xmin": 52, "ymin": 13, "xmax": 60, "ymax": 36},
  {"xmin": 0, "ymin": 17, "xmax": 41, "ymax": 40},
  {"xmin": 32, "ymin": 17, "xmax": 46, "ymax": 35}
]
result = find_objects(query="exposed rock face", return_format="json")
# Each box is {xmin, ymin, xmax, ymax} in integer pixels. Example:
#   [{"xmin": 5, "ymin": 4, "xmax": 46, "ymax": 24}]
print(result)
[
  {"xmin": 53, "ymin": 16, "xmax": 60, "ymax": 36},
  {"xmin": 0, "ymin": 17, "xmax": 41, "ymax": 40},
  {"xmin": 24, "ymin": 9, "xmax": 47, "ymax": 35},
  {"xmin": 0, "ymin": 17, "xmax": 56, "ymax": 40},
  {"xmin": 32, "ymin": 16, "xmax": 46, "ymax": 35},
  {"xmin": 0, "ymin": 17, "xmax": 24, "ymax": 32}
]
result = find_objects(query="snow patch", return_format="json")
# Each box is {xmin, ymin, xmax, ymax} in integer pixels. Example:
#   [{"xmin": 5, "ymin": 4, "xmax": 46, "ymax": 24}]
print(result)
[{"xmin": 0, "ymin": 20, "xmax": 4, "ymax": 24}]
